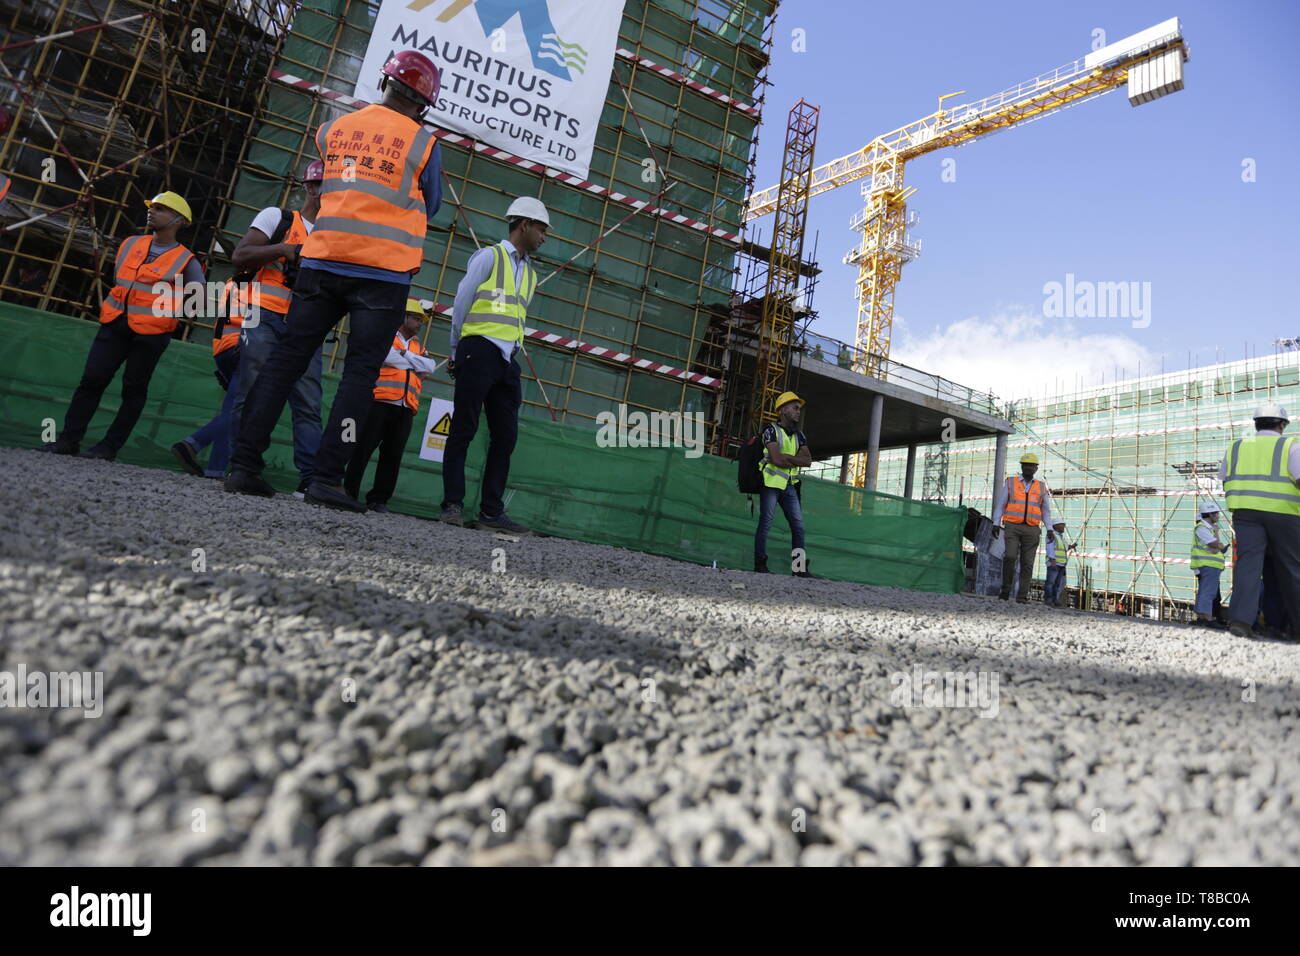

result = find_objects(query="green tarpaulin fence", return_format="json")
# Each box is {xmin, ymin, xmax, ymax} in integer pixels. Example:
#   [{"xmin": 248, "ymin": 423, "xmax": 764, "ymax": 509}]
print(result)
[{"xmin": 0, "ymin": 303, "xmax": 965, "ymax": 592}]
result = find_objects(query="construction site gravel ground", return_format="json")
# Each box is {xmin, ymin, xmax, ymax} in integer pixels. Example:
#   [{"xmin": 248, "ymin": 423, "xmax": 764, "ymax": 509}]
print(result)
[{"xmin": 1, "ymin": 446, "xmax": 1297, "ymax": 866}]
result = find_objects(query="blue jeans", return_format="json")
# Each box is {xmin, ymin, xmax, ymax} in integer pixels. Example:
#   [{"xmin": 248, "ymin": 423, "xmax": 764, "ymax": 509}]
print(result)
[
  {"xmin": 231, "ymin": 268, "xmax": 404, "ymax": 485},
  {"xmin": 755, "ymin": 483, "xmax": 805, "ymax": 563},
  {"xmin": 1193, "ymin": 566, "xmax": 1221, "ymax": 616},
  {"xmin": 185, "ymin": 347, "xmax": 240, "ymax": 478},
  {"xmin": 229, "ymin": 309, "xmax": 323, "ymax": 483},
  {"xmin": 1045, "ymin": 563, "xmax": 1066, "ymax": 606}
]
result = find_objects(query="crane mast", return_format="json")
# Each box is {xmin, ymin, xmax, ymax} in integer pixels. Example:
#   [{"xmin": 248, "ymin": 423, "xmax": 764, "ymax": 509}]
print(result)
[{"xmin": 744, "ymin": 19, "xmax": 1190, "ymax": 488}]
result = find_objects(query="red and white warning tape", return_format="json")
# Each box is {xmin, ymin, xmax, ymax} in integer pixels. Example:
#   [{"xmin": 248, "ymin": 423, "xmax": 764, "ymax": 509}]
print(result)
[
  {"xmin": 426, "ymin": 303, "xmax": 720, "ymax": 389},
  {"xmin": 270, "ymin": 70, "xmax": 741, "ymax": 244},
  {"xmin": 614, "ymin": 48, "xmax": 760, "ymax": 119}
]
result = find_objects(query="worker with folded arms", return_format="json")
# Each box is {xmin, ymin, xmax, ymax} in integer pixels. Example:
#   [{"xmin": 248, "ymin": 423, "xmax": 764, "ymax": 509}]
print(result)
[
  {"xmin": 439, "ymin": 197, "xmax": 548, "ymax": 534},
  {"xmin": 754, "ymin": 391, "xmax": 813, "ymax": 576},
  {"xmin": 992, "ymin": 452, "xmax": 1057, "ymax": 603},
  {"xmin": 1190, "ymin": 500, "xmax": 1228, "ymax": 626},
  {"xmin": 40, "ymin": 191, "xmax": 203, "ymax": 460},
  {"xmin": 226, "ymin": 51, "xmax": 443, "ymax": 511},
  {"xmin": 345, "ymin": 299, "xmax": 439, "ymax": 512},
  {"xmin": 1042, "ymin": 520, "xmax": 1069, "ymax": 607},
  {"xmin": 1219, "ymin": 403, "xmax": 1300, "ymax": 640}
]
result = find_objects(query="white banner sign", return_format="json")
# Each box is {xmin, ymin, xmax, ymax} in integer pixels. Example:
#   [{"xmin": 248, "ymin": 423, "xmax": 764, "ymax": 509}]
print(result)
[
  {"xmin": 356, "ymin": 0, "xmax": 627, "ymax": 180},
  {"xmin": 419, "ymin": 397, "xmax": 456, "ymax": 463}
]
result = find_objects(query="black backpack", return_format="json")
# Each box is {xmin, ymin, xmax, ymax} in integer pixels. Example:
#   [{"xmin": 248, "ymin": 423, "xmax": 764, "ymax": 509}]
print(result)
[{"xmin": 737, "ymin": 433, "xmax": 765, "ymax": 494}]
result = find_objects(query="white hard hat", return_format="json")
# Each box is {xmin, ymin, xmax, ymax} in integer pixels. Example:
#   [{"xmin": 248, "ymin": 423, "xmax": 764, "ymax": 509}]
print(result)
[
  {"xmin": 506, "ymin": 196, "xmax": 550, "ymax": 226},
  {"xmin": 1200, "ymin": 500, "xmax": 1221, "ymax": 514},
  {"xmin": 1253, "ymin": 403, "xmax": 1290, "ymax": 422}
]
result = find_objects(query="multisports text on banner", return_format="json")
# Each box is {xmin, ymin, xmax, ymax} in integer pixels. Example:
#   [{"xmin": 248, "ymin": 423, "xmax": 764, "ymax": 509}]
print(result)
[{"xmin": 356, "ymin": 0, "xmax": 627, "ymax": 180}]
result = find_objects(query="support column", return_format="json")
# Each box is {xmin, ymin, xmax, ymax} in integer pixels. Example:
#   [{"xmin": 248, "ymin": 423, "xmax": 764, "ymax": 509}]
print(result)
[
  {"xmin": 993, "ymin": 431, "xmax": 1008, "ymax": 514},
  {"xmin": 838, "ymin": 455, "xmax": 849, "ymax": 484},
  {"xmin": 904, "ymin": 443, "xmax": 917, "ymax": 498},
  {"xmin": 865, "ymin": 393, "xmax": 884, "ymax": 491}
]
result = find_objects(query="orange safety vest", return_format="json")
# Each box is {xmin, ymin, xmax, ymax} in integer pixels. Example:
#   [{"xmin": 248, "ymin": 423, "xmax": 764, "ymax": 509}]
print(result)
[
  {"xmin": 250, "ymin": 210, "xmax": 311, "ymax": 316},
  {"xmin": 213, "ymin": 279, "xmax": 244, "ymax": 356},
  {"xmin": 300, "ymin": 104, "xmax": 436, "ymax": 273},
  {"xmin": 1002, "ymin": 476, "xmax": 1045, "ymax": 526},
  {"xmin": 99, "ymin": 235, "xmax": 195, "ymax": 334},
  {"xmin": 373, "ymin": 333, "xmax": 425, "ymax": 413}
]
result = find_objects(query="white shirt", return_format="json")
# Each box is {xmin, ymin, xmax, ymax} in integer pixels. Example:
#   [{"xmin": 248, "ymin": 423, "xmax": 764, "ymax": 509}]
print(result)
[
  {"xmin": 992, "ymin": 475, "xmax": 1056, "ymax": 528},
  {"xmin": 1217, "ymin": 428, "xmax": 1300, "ymax": 484},
  {"xmin": 378, "ymin": 331, "xmax": 440, "ymax": 408},
  {"xmin": 250, "ymin": 206, "xmax": 314, "ymax": 239},
  {"xmin": 1195, "ymin": 519, "xmax": 1226, "ymax": 549}
]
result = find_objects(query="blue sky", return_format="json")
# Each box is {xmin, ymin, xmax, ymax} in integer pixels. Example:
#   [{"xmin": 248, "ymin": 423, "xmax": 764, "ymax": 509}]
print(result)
[{"xmin": 748, "ymin": 0, "xmax": 1300, "ymax": 400}]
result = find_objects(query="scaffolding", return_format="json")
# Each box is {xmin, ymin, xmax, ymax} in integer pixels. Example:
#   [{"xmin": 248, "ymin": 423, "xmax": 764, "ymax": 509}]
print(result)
[
  {"xmin": 873, "ymin": 350, "xmax": 1300, "ymax": 619},
  {"xmin": 0, "ymin": 0, "xmax": 294, "ymax": 313},
  {"xmin": 1, "ymin": 0, "xmax": 780, "ymax": 452}
]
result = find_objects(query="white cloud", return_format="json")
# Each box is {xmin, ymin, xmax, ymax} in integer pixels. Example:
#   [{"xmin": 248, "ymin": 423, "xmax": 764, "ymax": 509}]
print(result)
[{"xmin": 891, "ymin": 309, "xmax": 1158, "ymax": 403}]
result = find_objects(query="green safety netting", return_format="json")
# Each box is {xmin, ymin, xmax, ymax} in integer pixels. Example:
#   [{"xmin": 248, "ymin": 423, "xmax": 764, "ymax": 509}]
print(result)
[{"xmin": 0, "ymin": 303, "xmax": 966, "ymax": 593}]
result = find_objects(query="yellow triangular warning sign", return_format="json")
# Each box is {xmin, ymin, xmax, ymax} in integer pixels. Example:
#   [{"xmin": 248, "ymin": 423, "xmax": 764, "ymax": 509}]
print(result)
[{"xmin": 431, "ymin": 413, "xmax": 453, "ymax": 436}]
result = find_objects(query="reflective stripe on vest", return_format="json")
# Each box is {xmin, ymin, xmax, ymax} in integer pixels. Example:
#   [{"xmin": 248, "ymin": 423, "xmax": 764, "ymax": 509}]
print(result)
[
  {"xmin": 462, "ymin": 242, "xmax": 536, "ymax": 344},
  {"xmin": 761, "ymin": 425, "xmax": 801, "ymax": 490},
  {"xmin": 1189, "ymin": 520, "xmax": 1225, "ymax": 570},
  {"xmin": 99, "ymin": 235, "xmax": 195, "ymax": 334},
  {"xmin": 1047, "ymin": 530, "xmax": 1068, "ymax": 566},
  {"xmin": 251, "ymin": 210, "xmax": 310, "ymax": 316},
  {"xmin": 299, "ymin": 105, "xmax": 435, "ymax": 273},
  {"xmin": 1223, "ymin": 435, "xmax": 1300, "ymax": 517},
  {"xmin": 213, "ymin": 279, "xmax": 244, "ymax": 356},
  {"xmin": 1003, "ymin": 477, "xmax": 1044, "ymax": 525},
  {"xmin": 373, "ymin": 334, "xmax": 424, "ymax": 413}
]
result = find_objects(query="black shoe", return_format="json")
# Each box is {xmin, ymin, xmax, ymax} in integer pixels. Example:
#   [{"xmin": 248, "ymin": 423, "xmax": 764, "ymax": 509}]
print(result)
[
  {"xmin": 1015, "ymin": 597, "xmax": 1029, "ymax": 605},
  {"xmin": 170, "ymin": 440, "xmax": 204, "ymax": 477},
  {"xmin": 79, "ymin": 443, "xmax": 116, "ymax": 461},
  {"xmin": 294, "ymin": 478, "xmax": 310, "ymax": 500},
  {"xmin": 440, "ymin": 504, "xmax": 464, "ymax": 527},
  {"xmin": 792, "ymin": 555, "xmax": 812, "ymax": 578},
  {"xmin": 1227, "ymin": 621, "xmax": 1254, "ymax": 640},
  {"xmin": 37, "ymin": 437, "xmax": 79, "ymax": 455},
  {"xmin": 998, "ymin": 591, "xmax": 1010, "ymax": 601},
  {"xmin": 303, "ymin": 480, "xmax": 366, "ymax": 513},
  {"xmin": 224, "ymin": 470, "xmax": 276, "ymax": 497},
  {"xmin": 477, "ymin": 512, "xmax": 531, "ymax": 534},
  {"xmin": 754, "ymin": 557, "xmax": 769, "ymax": 573},
  {"xmin": 367, "ymin": 502, "xmax": 390, "ymax": 514}
]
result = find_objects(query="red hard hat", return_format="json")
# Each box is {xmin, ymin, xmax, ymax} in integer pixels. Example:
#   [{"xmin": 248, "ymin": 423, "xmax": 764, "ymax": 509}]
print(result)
[
  {"xmin": 303, "ymin": 159, "xmax": 325, "ymax": 182},
  {"xmin": 381, "ymin": 50, "xmax": 440, "ymax": 106}
]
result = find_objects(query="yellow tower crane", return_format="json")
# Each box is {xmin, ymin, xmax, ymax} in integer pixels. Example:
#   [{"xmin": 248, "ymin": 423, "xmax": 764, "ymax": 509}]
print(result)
[{"xmin": 744, "ymin": 18, "xmax": 1190, "ymax": 488}]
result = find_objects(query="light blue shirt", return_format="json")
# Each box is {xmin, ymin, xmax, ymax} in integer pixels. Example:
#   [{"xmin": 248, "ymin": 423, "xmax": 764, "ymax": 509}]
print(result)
[
  {"xmin": 992, "ymin": 475, "xmax": 1056, "ymax": 528},
  {"xmin": 450, "ymin": 238, "xmax": 532, "ymax": 363}
]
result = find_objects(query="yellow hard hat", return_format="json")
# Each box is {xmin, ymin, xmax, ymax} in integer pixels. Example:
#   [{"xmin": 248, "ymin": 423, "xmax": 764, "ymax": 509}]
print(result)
[
  {"xmin": 773, "ymin": 390, "xmax": 803, "ymax": 411},
  {"xmin": 1019, "ymin": 452, "xmax": 1039, "ymax": 464},
  {"xmin": 405, "ymin": 298, "xmax": 426, "ymax": 316},
  {"xmin": 144, "ymin": 191, "xmax": 192, "ymax": 223}
]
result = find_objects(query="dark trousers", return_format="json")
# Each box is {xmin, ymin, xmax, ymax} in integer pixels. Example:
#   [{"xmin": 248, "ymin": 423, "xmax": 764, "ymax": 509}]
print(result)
[
  {"xmin": 345, "ymin": 401, "xmax": 414, "ymax": 504},
  {"xmin": 184, "ymin": 346, "xmax": 240, "ymax": 478},
  {"xmin": 62, "ymin": 315, "xmax": 171, "ymax": 451},
  {"xmin": 1000, "ymin": 521, "xmax": 1041, "ymax": 600},
  {"xmin": 230, "ymin": 266, "xmax": 406, "ymax": 485},
  {"xmin": 1230, "ymin": 509, "xmax": 1300, "ymax": 632},
  {"xmin": 754, "ymin": 483, "xmax": 805, "ymax": 562},
  {"xmin": 440, "ymin": 335, "xmax": 522, "ymax": 518}
]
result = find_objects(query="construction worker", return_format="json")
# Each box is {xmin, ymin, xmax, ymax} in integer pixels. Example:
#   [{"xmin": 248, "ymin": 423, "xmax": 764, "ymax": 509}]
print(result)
[
  {"xmin": 754, "ymin": 391, "xmax": 812, "ymax": 575},
  {"xmin": 1043, "ymin": 520, "xmax": 1069, "ymax": 607},
  {"xmin": 992, "ymin": 452, "xmax": 1058, "ymax": 603},
  {"xmin": 169, "ymin": 278, "xmax": 245, "ymax": 479},
  {"xmin": 39, "ymin": 192, "xmax": 204, "ymax": 460},
  {"xmin": 1219, "ymin": 403, "xmax": 1300, "ymax": 640},
  {"xmin": 227, "ymin": 51, "xmax": 443, "ymax": 510},
  {"xmin": 439, "ymin": 196, "xmax": 547, "ymax": 533},
  {"xmin": 344, "ymin": 299, "xmax": 439, "ymax": 512},
  {"xmin": 1190, "ymin": 500, "xmax": 1228, "ymax": 625},
  {"xmin": 214, "ymin": 160, "xmax": 327, "ymax": 495}
]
